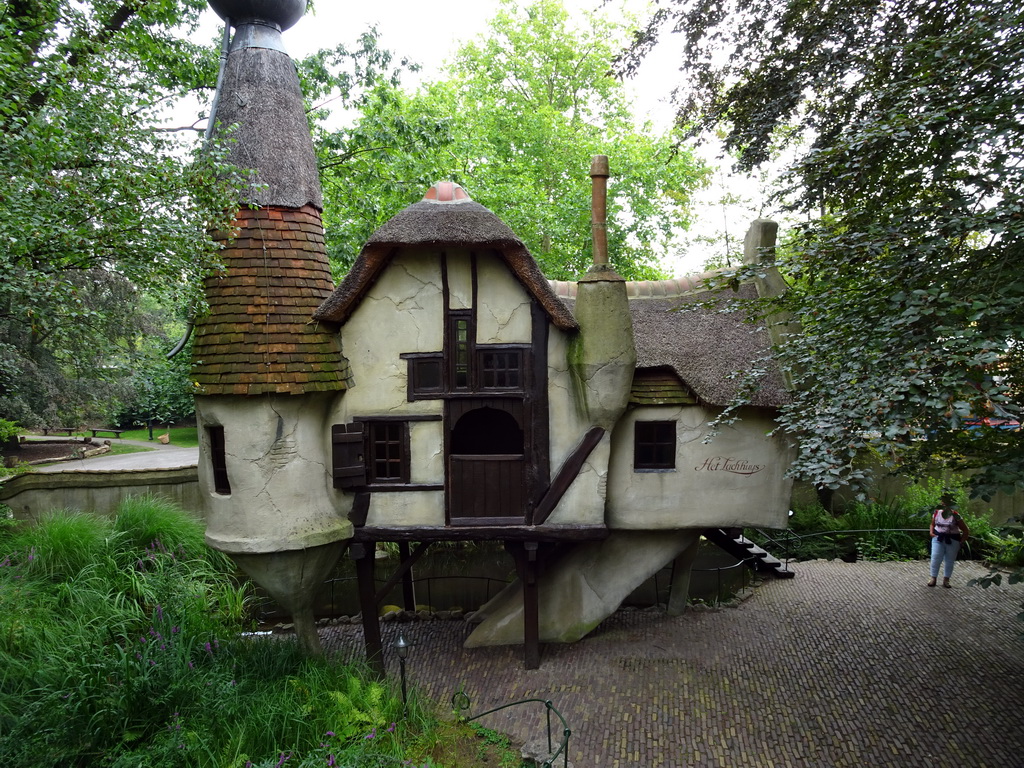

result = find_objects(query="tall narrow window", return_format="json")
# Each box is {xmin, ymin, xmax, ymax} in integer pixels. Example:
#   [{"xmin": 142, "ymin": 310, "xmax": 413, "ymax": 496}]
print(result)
[
  {"xmin": 207, "ymin": 425, "xmax": 231, "ymax": 494},
  {"xmin": 634, "ymin": 420, "xmax": 676, "ymax": 471},
  {"xmin": 452, "ymin": 316, "xmax": 471, "ymax": 389},
  {"xmin": 368, "ymin": 421, "xmax": 409, "ymax": 483}
]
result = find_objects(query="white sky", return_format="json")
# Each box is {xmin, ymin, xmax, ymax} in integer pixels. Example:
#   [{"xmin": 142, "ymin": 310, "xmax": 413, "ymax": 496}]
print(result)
[{"xmin": 191, "ymin": 1, "xmax": 776, "ymax": 275}]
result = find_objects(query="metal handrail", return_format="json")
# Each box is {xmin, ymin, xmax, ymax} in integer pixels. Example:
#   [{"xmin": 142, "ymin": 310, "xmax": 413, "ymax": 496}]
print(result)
[
  {"xmin": 451, "ymin": 691, "xmax": 571, "ymax": 768},
  {"xmin": 749, "ymin": 526, "xmax": 940, "ymax": 568}
]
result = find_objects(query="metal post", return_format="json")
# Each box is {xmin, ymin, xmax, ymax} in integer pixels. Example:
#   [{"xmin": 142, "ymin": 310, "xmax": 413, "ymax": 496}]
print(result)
[{"xmin": 394, "ymin": 635, "xmax": 409, "ymax": 715}]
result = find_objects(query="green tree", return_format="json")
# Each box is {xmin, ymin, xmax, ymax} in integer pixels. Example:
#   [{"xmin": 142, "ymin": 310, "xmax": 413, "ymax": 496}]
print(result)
[
  {"xmin": 625, "ymin": 0, "xmax": 1024, "ymax": 498},
  {"xmin": 320, "ymin": 0, "xmax": 708, "ymax": 280},
  {"xmin": 0, "ymin": 0, "xmax": 242, "ymax": 427}
]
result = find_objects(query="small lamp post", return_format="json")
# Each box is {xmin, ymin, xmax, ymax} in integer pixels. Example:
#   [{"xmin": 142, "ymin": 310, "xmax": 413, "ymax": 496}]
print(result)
[{"xmin": 394, "ymin": 634, "xmax": 409, "ymax": 714}]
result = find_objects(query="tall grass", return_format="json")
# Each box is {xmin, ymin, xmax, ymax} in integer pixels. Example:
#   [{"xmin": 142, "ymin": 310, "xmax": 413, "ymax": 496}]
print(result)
[{"xmin": 0, "ymin": 496, "xmax": 432, "ymax": 767}]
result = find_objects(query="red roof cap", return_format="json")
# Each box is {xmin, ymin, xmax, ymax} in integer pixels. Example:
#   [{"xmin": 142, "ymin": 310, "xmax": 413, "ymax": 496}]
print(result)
[{"xmin": 423, "ymin": 181, "xmax": 470, "ymax": 202}]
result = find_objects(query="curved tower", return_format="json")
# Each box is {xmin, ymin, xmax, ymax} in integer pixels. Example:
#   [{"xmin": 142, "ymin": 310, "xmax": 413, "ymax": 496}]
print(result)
[{"xmin": 192, "ymin": 0, "xmax": 350, "ymax": 654}]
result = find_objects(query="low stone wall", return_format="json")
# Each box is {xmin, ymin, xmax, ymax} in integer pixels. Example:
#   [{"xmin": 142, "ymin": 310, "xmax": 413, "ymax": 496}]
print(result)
[{"xmin": 0, "ymin": 467, "xmax": 202, "ymax": 523}]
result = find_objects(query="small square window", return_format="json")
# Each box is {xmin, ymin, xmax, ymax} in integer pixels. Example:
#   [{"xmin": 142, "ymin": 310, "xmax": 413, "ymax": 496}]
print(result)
[
  {"xmin": 413, "ymin": 359, "xmax": 443, "ymax": 392},
  {"xmin": 480, "ymin": 350, "xmax": 522, "ymax": 389},
  {"xmin": 634, "ymin": 420, "xmax": 676, "ymax": 470}
]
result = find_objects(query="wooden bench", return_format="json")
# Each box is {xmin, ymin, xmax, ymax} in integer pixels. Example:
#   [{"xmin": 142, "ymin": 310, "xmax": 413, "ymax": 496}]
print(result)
[
  {"xmin": 89, "ymin": 428, "xmax": 124, "ymax": 438},
  {"xmin": 41, "ymin": 427, "xmax": 77, "ymax": 436}
]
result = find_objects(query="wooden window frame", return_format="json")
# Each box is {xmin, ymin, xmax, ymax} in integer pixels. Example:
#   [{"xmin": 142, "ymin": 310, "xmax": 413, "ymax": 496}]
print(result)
[
  {"xmin": 478, "ymin": 346, "xmax": 526, "ymax": 391},
  {"xmin": 634, "ymin": 420, "xmax": 676, "ymax": 471},
  {"xmin": 448, "ymin": 310, "xmax": 474, "ymax": 391},
  {"xmin": 402, "ymin": 353, "xmax": 445, "ymax": 400},
  {"xmin": 366, "ymin": 420, "xmax": 411, "ymax": 484}
]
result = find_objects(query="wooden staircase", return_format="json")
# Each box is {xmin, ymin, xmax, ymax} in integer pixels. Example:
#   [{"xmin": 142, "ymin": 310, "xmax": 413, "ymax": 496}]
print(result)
[{"xmin": 702, "ymin": 528, "xmax": 795, "ymax": 579}]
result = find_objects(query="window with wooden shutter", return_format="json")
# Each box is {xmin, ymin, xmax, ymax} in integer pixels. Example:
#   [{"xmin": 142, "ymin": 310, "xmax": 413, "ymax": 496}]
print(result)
[
  {"xmin": 367, "ymin": 421, "xmax": 410, "ymax": 483},
  {"xmin": 331, "ymin": 423, "xmax": 366, "ymax": 489}
]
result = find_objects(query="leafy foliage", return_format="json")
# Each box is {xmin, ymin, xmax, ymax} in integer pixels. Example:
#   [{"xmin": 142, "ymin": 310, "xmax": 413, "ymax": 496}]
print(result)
[
  {"xmin": 0, "ymin": 0, "xmax": 242, "ymax": 427},
  {"xmin": 625, "ymin": 0, "xmax": 1024, "ymax": 498},
  {"xmin": 320, "ymin": 0, "xmax": 708, "ymax": 280},
  {"xmin": 0, "ymin": 497, "xmax": 435, "ymax": 767}
]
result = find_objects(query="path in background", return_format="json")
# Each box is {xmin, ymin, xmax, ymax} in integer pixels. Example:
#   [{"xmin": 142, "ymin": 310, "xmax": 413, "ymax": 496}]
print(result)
[
  {"xmin": 31, "ymin": 437, "xmax": 198, "ymax": 473},
  {"xmin": 321, "ymin": 559, "xmax": 1024, "ymax": 768}
]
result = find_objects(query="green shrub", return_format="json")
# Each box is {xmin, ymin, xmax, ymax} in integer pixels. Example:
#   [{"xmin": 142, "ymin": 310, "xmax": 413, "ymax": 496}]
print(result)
[
  {"xmin": 0, "ymin": 419, "xmax": 19, "ymax": 443},
  {"xmin": 980, "ymin": 530, "xmax": 1024, "ymax": 568},
  {"xmin": 0, "ymin": 497, "xmax": 425, "ymax": 767}
]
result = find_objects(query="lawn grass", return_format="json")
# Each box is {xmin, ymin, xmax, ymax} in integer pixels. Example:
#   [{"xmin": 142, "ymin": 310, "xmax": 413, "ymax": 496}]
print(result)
[{"xmin": 117, "ymin": 426, "xmax": 198, "ymax": 447}]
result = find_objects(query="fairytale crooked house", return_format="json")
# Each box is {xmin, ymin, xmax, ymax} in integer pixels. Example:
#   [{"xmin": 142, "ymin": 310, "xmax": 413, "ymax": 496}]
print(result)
[{"xmin": 191, "ymin": 0, "xmax": 794, "ymax": 668}]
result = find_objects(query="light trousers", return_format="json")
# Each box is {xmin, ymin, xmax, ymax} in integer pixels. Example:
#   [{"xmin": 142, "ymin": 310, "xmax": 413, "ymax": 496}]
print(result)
[{"xmin": 930, "ymin": 536, "xmax": 961, "ymax": 579}]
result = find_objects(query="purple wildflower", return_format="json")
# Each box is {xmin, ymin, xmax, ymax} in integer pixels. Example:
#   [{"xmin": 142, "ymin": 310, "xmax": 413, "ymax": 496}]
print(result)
[{"xmin": 365, "ymin": 727, "xmax": 376, "ymax": 740}]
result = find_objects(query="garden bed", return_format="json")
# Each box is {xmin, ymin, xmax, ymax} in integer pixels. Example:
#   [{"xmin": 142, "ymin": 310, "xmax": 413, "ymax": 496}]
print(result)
[{"xmin": 1, "ymin": 438, "xmax": 106, "ymax": 467}]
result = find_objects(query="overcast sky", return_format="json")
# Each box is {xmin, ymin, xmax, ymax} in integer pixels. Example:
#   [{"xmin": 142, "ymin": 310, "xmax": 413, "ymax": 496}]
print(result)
[
  {"xmin": 191, "ymin": 1, "xmax": 773, "ymax": 275},
  {"xmin": 195, "ymin": 0, "xmax": 679, "ymax": 128}
]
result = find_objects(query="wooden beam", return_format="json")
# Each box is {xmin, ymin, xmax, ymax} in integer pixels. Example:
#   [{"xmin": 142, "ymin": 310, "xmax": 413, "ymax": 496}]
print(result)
[
  {"xmin": 506, "ymin": 541, "xmax": 541, "ymax": 670},
  {"xmin": 352, "ymin": 524, "xmax": 608, "ymax": 543},
  {"xmin": 374, "ymin": 541, "xmax": 431, "ymax": 605},
  {"xmin": 351, "ymin": 541, "xmax": 385, "ymax": 677},
  {"xmin": 532, "ymin": 426, "xmax": 605, "ymax": 525},
  {"xmin": 349, "ymin": 491, "xmax": 370, "ymax": 527}
]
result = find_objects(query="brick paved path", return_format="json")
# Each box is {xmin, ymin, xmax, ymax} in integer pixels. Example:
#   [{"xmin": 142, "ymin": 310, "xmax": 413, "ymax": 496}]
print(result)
[{"xmin": 320, "ymin": 560, "xmax": 1024, "ymax": 767}]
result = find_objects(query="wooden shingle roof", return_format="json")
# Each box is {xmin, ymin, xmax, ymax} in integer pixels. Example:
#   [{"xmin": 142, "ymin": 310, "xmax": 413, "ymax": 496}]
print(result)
[{"xmin": 191, "ymin": 205, "xmax": 349, "ymax": 396}]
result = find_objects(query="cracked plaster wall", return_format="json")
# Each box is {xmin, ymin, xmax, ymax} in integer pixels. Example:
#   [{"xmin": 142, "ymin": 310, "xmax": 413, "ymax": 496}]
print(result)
[
  {"xmin": 197, "ymin": 394, "xmax": 351, "ymax": 554},
  {"xmin": 474, "ymin": 256, "xmax": 532, "ymax": 343},
  {"xmin": 542, "ymin": 328, "xmax": 609, "ymax": 526},
  {"xmin": 607, "ymin": 405, "xmax": 793, "ymax": 529}
]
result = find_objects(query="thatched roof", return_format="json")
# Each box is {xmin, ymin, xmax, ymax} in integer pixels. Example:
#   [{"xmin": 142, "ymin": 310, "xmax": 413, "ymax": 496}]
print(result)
[
  {"xmin": 551, "ymin": 276, "xmax": 790, "ymax": 408},
  {"xmin": 313, "ymin": 185, "xmax": 579, "ymax": 331},
  {"xmin": 215, "ymin": 46, "xmax": 322, "ymax": 210}
]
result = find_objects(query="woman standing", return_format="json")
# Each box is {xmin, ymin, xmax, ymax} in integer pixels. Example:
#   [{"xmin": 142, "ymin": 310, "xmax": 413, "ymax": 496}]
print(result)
[{"xmin": 927, "ymin": 491, "xmax": 970, "ymax": 588}]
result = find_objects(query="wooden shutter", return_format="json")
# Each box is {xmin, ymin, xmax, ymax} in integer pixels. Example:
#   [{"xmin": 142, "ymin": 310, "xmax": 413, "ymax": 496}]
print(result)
[{"xmin": 331, "ymin": 423, "xmax": 366, "ymax": 489}]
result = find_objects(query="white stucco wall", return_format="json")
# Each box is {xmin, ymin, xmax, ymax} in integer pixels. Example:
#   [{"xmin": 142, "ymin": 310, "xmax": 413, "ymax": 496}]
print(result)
[
  {"xmin": 475, "ymin": 256, "xmax": 533, "ymax": 343},
  {"xmin": 330, "ymin": 248, "xmax": 546, "ymax": 528},
  {"xmin": 542, "ymin": 327, "xmax": 609, "ymax": 526},
  {"xmin": 197, "ymin": 393, "xmax": 352, "ymax": 553},
  {"xmin": 607, "ymin": 405, "xmax": 793, "ymax": 529}
]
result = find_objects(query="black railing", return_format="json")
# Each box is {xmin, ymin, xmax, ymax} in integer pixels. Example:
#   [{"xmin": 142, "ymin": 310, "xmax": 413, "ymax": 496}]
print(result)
[
  {"xmin": 452, "ymin": 691, "xmax": 571, "ymax": 768},
  {"xmin": 748, "ymin": 527, "xmax": 949, "ymax": 568}
]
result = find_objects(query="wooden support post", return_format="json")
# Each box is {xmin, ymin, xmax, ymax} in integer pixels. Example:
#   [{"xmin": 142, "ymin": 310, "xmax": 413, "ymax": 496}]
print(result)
[
  {"xmin": 508, "ymin": 540, "xmax": 542, "ymax": 670},
  {"xmin": 352, "ymin": 542, "xmax": 385, "ymax": 677},
  {"xmin": 398, "ymin": 541, "xmax": 416, "ymax": 611},
  {"xmin": 523, "ymin": 541, "xmax": 540, "ymax": 669}
]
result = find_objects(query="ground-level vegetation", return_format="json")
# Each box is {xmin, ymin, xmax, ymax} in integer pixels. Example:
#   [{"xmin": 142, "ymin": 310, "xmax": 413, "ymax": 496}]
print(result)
[
  {"xmin": 754, "ymin": 478, "xmax": 1024, "ymax": 570},
  {"xmin": 0, "ymin": 496, "xmax": 527, "ymax": 767}
]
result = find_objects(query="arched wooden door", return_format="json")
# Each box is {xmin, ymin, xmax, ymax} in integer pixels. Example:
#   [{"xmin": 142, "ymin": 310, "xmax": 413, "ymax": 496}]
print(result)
[{"xmin": 447, "ymin": 400, "xmax": 527, "ymax": 524}]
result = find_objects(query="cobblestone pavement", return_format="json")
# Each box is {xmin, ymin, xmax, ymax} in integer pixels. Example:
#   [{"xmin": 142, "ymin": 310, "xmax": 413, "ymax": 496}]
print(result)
[{"xmin": 320, "ymin": 559, "xmax": 1024, "ymax": 767}]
